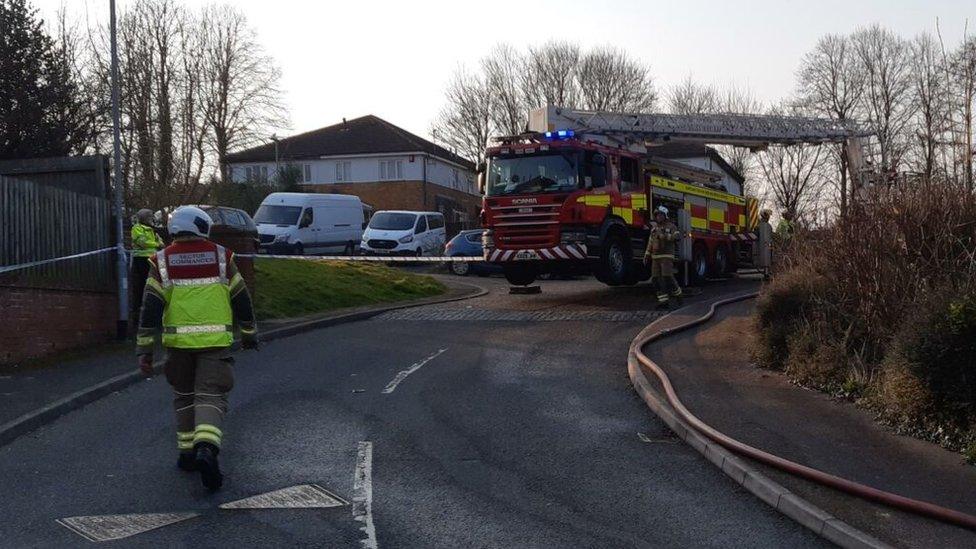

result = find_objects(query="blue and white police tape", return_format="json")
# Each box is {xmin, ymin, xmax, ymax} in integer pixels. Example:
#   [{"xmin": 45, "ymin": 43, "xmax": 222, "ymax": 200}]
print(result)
[{"xmin": 0, "ymin": 246, "xmax": 118, "ymax": 275}]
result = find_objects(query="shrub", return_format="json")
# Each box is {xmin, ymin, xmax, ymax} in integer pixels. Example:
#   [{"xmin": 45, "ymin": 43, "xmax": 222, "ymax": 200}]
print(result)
[
  {"xmin": 752, "ymin": 265, "xmax": 828, "ymax": 370},
  {"xmin": 753, "ymin": 179, "xmax": 976, "ymax": 455}
]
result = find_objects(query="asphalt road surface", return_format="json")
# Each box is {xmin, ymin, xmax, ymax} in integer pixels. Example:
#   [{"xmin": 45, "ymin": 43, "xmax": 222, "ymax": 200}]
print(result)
[{"xmin": 0, "ymin": 275, "xmax": 825, "ymax": 548}]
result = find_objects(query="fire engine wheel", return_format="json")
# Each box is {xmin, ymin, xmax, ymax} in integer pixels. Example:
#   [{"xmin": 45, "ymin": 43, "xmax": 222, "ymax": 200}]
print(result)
[
  {"xmin": 504, "ymin": 264, "xmax": 537, "ymax": 286},
  {"xmin": 713, "ymin": 246, "xmax": 729, "ymax": 276},
  {"xmin": 691, "ymin": 242, "xmax": 708, "ymax": 283},
  {"xmin": 597, "ymin": 233, "xmax": 630, "ymax": 286}
]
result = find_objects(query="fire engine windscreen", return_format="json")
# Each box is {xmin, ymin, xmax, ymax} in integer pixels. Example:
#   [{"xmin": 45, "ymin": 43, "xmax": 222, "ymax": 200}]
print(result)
[{"xmin": 486, "ymin": 151, "xmax": 579, "ymax": 196}]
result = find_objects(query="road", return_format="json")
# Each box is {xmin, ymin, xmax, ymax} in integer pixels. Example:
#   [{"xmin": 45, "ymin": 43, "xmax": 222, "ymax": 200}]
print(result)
[{"xmin": 0, "ymin": 275, "xmax": 825, "ymax": 548}]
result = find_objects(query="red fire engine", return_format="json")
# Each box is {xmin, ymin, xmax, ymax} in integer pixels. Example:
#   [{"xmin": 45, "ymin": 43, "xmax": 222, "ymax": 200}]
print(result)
[{"xmin": 479, "ymin": 106, "xmax": 868, "ymax": 287}]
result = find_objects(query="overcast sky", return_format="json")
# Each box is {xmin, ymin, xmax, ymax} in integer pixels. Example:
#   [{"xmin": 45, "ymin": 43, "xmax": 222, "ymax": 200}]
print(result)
[{"xmin": 33, "ymin": 0, "xmax": 975, "ymax": 143}]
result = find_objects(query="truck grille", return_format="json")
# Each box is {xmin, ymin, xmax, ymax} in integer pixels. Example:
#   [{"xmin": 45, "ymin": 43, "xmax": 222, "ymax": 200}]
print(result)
[
  {"xmin": 368, "ymin": 239, "xmax": 397, "ymax": 249},
  {"xmin": 492, "ymin": 204, "xmax": 560, "ymax": 248}
]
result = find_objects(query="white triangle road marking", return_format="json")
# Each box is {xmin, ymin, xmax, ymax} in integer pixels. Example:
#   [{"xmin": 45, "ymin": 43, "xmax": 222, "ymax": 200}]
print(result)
[
  {"xmin": 56, "ymin": 512, "xmax": 199, "ymax": 542},
  {"xmin": 219, "ymin": 484, "xmax": 349, "ymax": 510}
]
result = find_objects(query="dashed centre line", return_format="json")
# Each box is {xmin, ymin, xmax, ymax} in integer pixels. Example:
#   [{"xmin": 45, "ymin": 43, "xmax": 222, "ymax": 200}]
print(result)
[
  {"xmin": 353, "ymin": 441, "xmax": 378, "ymax": 549},
  {"xmin": 381, "ymin": 348, "xmax": 447, "ymax": 394}
]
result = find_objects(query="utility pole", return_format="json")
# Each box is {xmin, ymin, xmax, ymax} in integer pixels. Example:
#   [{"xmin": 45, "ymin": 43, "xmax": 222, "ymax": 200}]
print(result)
[
  {"xmin": 110, "ymin": 0, "xmax": 128, "ymax": 338},
  {"xmin": 271, "ymin": 134, "xmax": 280, "ymax": 184}
]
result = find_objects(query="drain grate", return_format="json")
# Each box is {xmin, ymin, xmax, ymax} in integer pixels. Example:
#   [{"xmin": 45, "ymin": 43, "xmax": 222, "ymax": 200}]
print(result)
[{"xmin": 219, "ymin": 484, "xmax": 349, "ymax": 510}]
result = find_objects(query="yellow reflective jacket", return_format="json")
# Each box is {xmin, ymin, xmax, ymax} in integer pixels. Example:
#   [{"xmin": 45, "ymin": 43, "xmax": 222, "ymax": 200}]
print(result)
[{"xmin": 131, "ymin": 223, "xmax": 161, "ymax": 257}]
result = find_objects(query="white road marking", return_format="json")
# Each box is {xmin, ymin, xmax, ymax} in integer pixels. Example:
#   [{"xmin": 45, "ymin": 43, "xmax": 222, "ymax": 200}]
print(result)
[
  {"xmin": 56, "ymin": 512, "xmax": 198, "ymax": 542},
  {"xmin": 381, "ymin": 348, "xmax": 447, "ymax": 394},
  {"xmin": 353, "ymin": 441, "xmax": 378, "ymax": 549},
  {"xmin": 219, "ymin": 484, "xmax": 348, "ymax": 509}
]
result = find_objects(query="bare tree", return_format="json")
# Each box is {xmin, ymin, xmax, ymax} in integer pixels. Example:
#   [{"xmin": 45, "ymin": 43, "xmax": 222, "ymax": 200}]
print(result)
[
  {"xmin": 482, "ymin": 44, "xmax": 528, "ymax": 135},
  {"xmin": 522, "ymin": 41, "xmax": 580, "ymax": 109},
  {"xmin": 666, "ymin": 75, "xmax": 718, "ymax": 114},
  {"xmin": 756, "ymin": 103, "xmax": 832, "ymax": 221},
  {"xmin": 576, "ymin": 46, "xmax": 656, "ymax": 112},
  {"xmin": 199, "ymin": 4, "xmax": 287, "ymax": 180},
  {"xmin": 431, "ymin": 68, "xmax": 493, "ymax": 165},
  {"xmin": 796, "ymin": 33, "xmax": 864, "ymax": 215},
  {"xmin": 950, "ymin": 36, "xmax": 976, "ymax": 191},
  {"xmin": 852, "ymin": 25, "xmax": 916, "ymax": 177},
  {"xmin": 909, "ymin": 33, "xmax": 949, "ymax": 181}
]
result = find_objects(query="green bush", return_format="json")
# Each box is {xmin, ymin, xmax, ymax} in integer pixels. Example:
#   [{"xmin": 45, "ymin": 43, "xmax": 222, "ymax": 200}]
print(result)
[{"xmin": 890, "ymin": 291, "xmax": 976, "ymax": 424}]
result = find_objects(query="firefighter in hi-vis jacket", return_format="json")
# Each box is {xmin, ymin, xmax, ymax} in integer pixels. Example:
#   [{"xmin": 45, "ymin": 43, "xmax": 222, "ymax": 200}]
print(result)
[
  {"xmin": 136, "ymin": 205, "xmax": 258, "ymax": 491},
  {"xmin": 644, "ymin": 205, "xmax": 683, "ymax": 309}
]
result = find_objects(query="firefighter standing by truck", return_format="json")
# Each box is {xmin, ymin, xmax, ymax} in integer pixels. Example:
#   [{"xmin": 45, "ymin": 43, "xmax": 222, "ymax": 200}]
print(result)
[
  {"xmin": 130, "ymin": 209, "xmax": 163, "ymax": 319},
  {"xmin": 136, "ymin": 206, "xmax": 258, "ymax": 491},
  {"xmin": 644, "ymin": 206, "xmax": 683, "ymax": 309}
]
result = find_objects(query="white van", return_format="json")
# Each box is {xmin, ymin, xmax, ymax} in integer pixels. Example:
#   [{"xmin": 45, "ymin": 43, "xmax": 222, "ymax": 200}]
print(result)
[
  {"xmin": 254, "ymin": 193, "xmax": 365, "ymax": 255},
  {"xmin": 360, "ymin": 211, "xmax": 446, "ymax": 257}
]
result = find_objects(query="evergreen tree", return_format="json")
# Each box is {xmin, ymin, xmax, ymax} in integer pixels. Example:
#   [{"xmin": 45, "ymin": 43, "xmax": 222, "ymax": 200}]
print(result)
[{"xmin": 0, "ymin": 0, "xmax": 83, "ymax": 159}]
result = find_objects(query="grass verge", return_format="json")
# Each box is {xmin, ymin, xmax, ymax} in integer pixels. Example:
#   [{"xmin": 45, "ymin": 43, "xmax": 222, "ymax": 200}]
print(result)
[{"xmin": 253, "ymin": 259, "xmax": 446, "ymax": 320}]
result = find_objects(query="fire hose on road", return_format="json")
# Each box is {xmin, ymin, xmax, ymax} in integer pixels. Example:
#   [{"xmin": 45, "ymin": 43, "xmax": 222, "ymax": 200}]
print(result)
[{"xmin": 630, "ymin": 292, "xmax": 976, "ymax": 533}]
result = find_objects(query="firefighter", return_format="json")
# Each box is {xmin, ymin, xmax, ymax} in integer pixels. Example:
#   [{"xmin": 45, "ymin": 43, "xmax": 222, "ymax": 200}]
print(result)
[
  {"xmin": 644, "ymin": 205, "xmax": 683, "ymax": 309},
  {"xmin": 136, "ymin": 205, "xmax": 258, "ymax": 491},
  {"xmin": 130, "ymin": 209, "xmax": 162, "ymax": 319},
  {"xmin": 776, "ymin": 210, "xmax": 795, "ymax": 240}
]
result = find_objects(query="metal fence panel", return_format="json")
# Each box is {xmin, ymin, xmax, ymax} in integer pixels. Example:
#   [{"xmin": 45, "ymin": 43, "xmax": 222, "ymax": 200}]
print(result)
[{"xmin": 0, "ymin": 176, "xmax": 115, "ymax": 292}]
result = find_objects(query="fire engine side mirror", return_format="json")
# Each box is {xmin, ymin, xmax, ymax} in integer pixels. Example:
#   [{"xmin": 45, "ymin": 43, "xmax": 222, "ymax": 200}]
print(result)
[
  {"xmin": 591, "ymin": 154, "xmax": 607, "ymax": 188},
  {"xmin": 477, "ymin": 170, "xmax": 486, "ymax": 195}
]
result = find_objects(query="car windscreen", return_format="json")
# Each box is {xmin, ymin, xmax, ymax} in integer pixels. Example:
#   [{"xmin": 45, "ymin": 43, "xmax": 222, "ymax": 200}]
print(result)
[
  {"xmin": 254, "ymin": 205, "xmax": 302, "ymax": 225},
  {"xmin": 368, "ymin": 212, "xmax": 417, "ymax": 230},
  {"xmin": 486, "ymin": 151, "xmax": 580, "ymax": 196}
]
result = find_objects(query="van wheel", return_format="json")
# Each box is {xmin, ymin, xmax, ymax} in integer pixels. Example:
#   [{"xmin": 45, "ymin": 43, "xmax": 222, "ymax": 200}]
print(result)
[
  {"xmin": 344, "ymin": 242, "xmax": 355, "ymax": 256},
  {"xmin": 415, "ymin": 248, "xmax": 423, "ymax": 257},
  {"xmin": 293, "ymin": 243, "xmax": 304, "ymax": 256}
]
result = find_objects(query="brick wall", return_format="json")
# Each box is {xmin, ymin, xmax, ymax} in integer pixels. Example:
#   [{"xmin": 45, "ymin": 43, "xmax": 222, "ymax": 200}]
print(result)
[
  {"xmin": 0, "ymin": 287, "xmax": 117, "ymax": 365},
  {"xmin": 301, "ymin": 180, "xmax": 481, "ymax": 220}
]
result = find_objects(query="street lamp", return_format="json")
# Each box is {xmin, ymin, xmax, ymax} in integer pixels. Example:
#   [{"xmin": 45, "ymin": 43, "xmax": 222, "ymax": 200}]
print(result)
[
  {"xmin": 110, "ymin": 0, "xmax": 127, "ymax": 338},
  {"xmin": 271, "ymin": 134, "xmax": 280, "ymax": 183}
]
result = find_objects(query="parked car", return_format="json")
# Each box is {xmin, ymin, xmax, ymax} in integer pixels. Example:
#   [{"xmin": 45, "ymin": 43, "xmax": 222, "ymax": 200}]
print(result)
[
  {"xmin": 360, "ymin": 211, "xmax": 446, "ymax": 256},
  {"xmin": 444, "ymin": 229, "xmax": 499, "ymax": 276},
  {"xmin": 254, "ymin": 193, "xmax": 364, "ymax": 255},
  {"xmin": 196, "ymin": 205, "xmax": 260, "ymax": 291}
]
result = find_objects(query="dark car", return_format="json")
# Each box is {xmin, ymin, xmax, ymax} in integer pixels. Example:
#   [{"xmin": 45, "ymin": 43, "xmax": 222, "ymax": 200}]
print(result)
[
  {"xmin": 197, "ymin": 205, "xmax": 260, "ymax": 288},
  {"xmin": 444, "ymin": 229, "xmax": 500, "ymax": 276}
]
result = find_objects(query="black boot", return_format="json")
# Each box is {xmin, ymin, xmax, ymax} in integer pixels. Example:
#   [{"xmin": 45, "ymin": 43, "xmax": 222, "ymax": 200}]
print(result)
[
  {"xmin": 194, "ymin": 442, "xmax": 223, "ymax": 491},
  {"xmin": 177, "ymin": 451, "xmax": 196, "ymax": 472}
]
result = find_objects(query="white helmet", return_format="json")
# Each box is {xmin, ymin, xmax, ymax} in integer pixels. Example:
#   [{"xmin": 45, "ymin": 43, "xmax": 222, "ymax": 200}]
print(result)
[
  {"xmin": 655, "ymin": 205, "xmax": 669, "ymax": 217},
  {"xmin": 167, "ymin": 206, "xmax": 211, "ymax": 237}
]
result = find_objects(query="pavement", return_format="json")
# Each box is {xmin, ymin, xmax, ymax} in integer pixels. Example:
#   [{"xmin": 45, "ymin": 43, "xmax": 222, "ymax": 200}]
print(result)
[
  {"xmin": 640, "ymin": 298, "xmax": 976, "ymax": 548},
  {"xmin": 0, "ymin": 273, "xmax": 829, "ymax": 547}
]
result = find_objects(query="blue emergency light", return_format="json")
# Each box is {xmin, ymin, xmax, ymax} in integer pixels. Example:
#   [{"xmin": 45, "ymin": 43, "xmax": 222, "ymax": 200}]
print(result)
[{"xmin": 544, "ymin": 129, "xmax": 575, "ymax": 139}]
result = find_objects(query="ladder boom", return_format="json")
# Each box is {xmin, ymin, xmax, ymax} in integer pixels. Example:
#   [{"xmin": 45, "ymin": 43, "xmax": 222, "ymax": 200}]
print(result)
[{"xmin": 529, "ymin": 105, "xmax": 871, "ymax": 149}]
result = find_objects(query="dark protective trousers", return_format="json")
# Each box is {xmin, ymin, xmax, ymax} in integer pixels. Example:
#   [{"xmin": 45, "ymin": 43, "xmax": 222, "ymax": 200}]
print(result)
[
  {"xmin": 164, "ymin": 348, "xmax": 234, "ymax": 452},
  {"xmin": 130, "ymin": 257, "xmax": 151, "ymax": 319}
]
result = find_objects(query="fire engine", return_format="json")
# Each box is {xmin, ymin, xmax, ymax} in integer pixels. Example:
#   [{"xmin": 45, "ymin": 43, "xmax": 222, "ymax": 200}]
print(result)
[{"xmin": 479, "ymin": 105, "xmax": 869, "ymax": 286}]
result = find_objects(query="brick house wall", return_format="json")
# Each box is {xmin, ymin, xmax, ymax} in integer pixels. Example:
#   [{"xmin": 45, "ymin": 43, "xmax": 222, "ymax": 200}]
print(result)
[
  {"xmin": 300, "ymin": 180, "xmax": 482, "ymax": 221},
  {"xmin": 0, "ymin": 287, "xmax": 117, "ymax": 365}
]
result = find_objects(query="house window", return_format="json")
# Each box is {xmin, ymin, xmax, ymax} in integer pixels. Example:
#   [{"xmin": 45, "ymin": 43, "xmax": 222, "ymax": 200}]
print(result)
[
  {"xmin": 452, "ymin": 169, "xmax": 459, "ymax": 189},
  {"xmin": 244, "ymin": 167, "xmax": 253, "ymax": 181},
  {"xmin": 304, "ymin": 164, "xmax": 312, "ymax": 183},
  {"xmin": 336, "ymin": 161, "xmax": 351, "ymax": 182},
  {"xmin": 379, "ymin": 160, "xmax": 403, "ymax": 180},
  {"xmin": 260, "ymin": 166, "xmax": 268, "ymax": 180}
]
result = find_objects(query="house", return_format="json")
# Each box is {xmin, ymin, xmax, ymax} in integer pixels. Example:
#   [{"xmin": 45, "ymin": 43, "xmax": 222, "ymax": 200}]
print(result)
[
  {"xmin": 224, "ymin": 115, "xmax": 479, "ymax": 223},
  {"xmin": 647, "ymin": 143, "xmax": 745, "ymax": 196}
]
